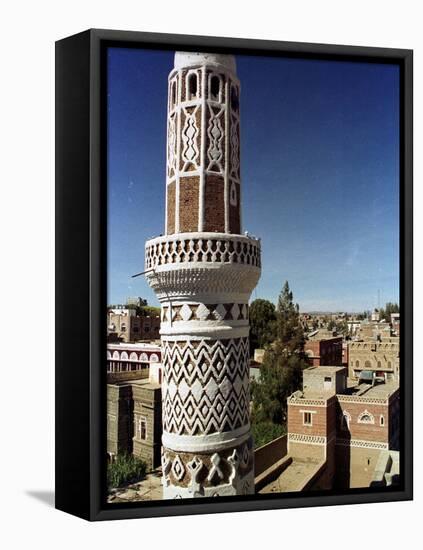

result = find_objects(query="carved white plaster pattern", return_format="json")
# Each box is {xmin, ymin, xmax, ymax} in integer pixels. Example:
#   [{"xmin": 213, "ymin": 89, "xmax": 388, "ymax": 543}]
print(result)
[
  {"xmin": 162, "ymin": 337, "xmax": 250, "ymax": 436},
  {"xmin": 145, "ymin": 233, "xmax": 261, "ymax": 270},
  {"xmin": 288, "ymin": 433, "xmax": 327, "ymax": 445},
  {"xmin": 207, "ymin": 105, "xmax": 224, "ymax": 172},
  {"xmin": 207, "ymin": 453, "xmax": 224, "ymax": 483},
  {"xmin": 336, "ymin": 438, "xmax": 389, "ymax": 450},
  {"xmin": 181, "ymin": 106, "xmax": 200, "ymax": 169},
  {"xmin": 230, "ymin": 113, "xmax": 240, "ymax": 178},
  {"xmin": 171, "ymin": 454, "xmax": 185, "ymax": 481},
  {"xmin": 337, "ymin": 394, "xmax": 389, "ymax": 405},
  {"xmin": 148, "ymin": 53, "xmax": 258, "ymax": 498},
  {"xmin": 167, "ymin": 113, "xmax": 177, "ymax": 177}
]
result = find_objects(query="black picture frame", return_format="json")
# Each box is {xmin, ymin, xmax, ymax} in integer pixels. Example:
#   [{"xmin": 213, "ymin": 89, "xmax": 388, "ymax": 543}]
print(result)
[{"xmin": 55, "ymin": 28, "xmax": 413, "ymax": 521}]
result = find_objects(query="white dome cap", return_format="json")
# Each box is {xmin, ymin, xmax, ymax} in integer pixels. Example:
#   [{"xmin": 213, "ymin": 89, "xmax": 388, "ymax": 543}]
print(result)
[{"xmin": 174, "ymin": 52, "xmax": 236, "ymax": 73}]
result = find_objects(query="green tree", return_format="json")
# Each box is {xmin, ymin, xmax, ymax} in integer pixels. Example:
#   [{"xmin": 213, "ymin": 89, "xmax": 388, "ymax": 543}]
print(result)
[
  {"xmin": 107, "ymin": 454, "xmax": 147, "ymax": 491},
  {"xmin": 251, "ymin": 346, "xmax": 306, "ymax": 425},
  {"xmin": 137, "ymin": 305, "xmax": 161, "ymax": 317},
  {"xmin": 276, "ymin": 281, "xmax": 305, "ymax": 353},
  {"xmin": 336, "ymin": 319, "xmax": 349, "ymax": 336},
  {"xmin": 249, "ymin": 299, "xmax": 277, "ymax": 356},
  {"xmin": 327, "ymin": 319, "xmax": 336, "ymax": 331},
  {"xmin": 251, "ymin": 281, "xmax": 307, "ymax": 440},
  {"xmin": 251, "ymin": 420, "xmax": 286, "ymax": 449},
  {"xmin": 379, "ymin": 302, "xmax": 399, "ymax": 323}
]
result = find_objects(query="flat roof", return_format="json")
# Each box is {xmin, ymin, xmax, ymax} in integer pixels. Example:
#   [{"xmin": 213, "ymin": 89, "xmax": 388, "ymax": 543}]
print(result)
[
  {"xmin": 305, "ymin": 366, "xmax": 346, "ymax": 374},
  {"xmin": 348, "ymin": 381, "xmax": 398, "ymax": 398},
  {"xmin": 107, "ymin": 342, "xmax": 161, "ymax": 350},
  {"xmin": 131, "ymin": 379, "xmax": 161, "ymax": 390}
]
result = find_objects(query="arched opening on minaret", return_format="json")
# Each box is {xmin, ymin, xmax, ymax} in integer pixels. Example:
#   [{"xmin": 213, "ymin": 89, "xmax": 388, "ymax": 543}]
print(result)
[
  {"xmin": 171, "ymin": 81, "xmax": 177, "ymax": 107},
  {"xmin": 230, "ymin": 85, "xmax": 239, "ymax": 112},
  {"xmin": 210, "ymin": 75, "xmax": 221, "ymax": 101},
  {"xmin": 187, "ymin": 72, "xmax": 198, "ymax": 100}
]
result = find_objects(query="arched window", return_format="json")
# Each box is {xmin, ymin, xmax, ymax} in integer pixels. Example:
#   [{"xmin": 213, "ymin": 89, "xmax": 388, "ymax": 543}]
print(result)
[
  {"xmin": 358, "ymin": 410, "xmax": 375, "ymax": 424},
  {"xmin": 364, "ymin": 360, "xmax": 371, "ymax": 369},
  {"xmin": 387, "ymin": 361, "xmax": 392, "ymax": 369},
  {"xmin": 150, "ymin": 353, "xmax": 159, "ymax": 363},
  {"xmin": 210, "ymin": 75, "xmax": 221, "ymax": 100},
  {"xmin": 171, "ymin": 81, "xmax": 176, "ymax": 106},
  {"xmin": 230, "ymin": 182, "xmax": 237, "ymax": 206},
  {"xmin": 121, "ymin": 351, "xmax": 128, "ymax": 361},
  {"xmin": 130, "ymin": 352, "xmax": 138, "ymax": 361},
  {"xmin": 140, "ymin": 353, "xmax": 148, "ymax": 362},
  {"xmin": 113, "ymin": 351, "xmax": 120, "ymax": 360},
  {"xmin": 377, "ymin": 360, "xmax": 382, "ymax": 369},
  {"xmin": 355, "ymin": 360, "xmax": 360, "ymax": 368},
  {"xmin": 230, "ymin": 86, "xmax": 239, "ymax": 111},
  {"xmin": 187, "ymin": 73, "xmax": 198, "ymax": 100}
]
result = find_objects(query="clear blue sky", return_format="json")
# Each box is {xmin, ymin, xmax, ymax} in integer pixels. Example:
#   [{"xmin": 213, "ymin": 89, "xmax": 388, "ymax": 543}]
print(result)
[{"xmin": 107, "ymin": 47, "xmax": 399, "ymax": 313}]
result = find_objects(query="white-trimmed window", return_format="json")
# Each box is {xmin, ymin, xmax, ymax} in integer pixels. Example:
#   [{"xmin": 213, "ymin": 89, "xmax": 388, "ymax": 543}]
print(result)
[
  {"xmin": 171, "ymin": 80, "xmax": 177, "ymax": 107},
  {"xmin": 358, "ymin": 410, "xmax": 375, "ymax": 424},
  {"xmin": 209, "ymin": 74, "xmax": 222, "ymax": 102},
  {"xmin": 230, "ymin": 181, "xmax": 237, "ymax": 206},
  {"xmin": 138, "ymin": 416, "xmax": 147, "ymax": 440},
  {"xmin": 303, "ymin": 412, "xmax": 313, "ymax": 426},
  {"xmin": 187, "ymin": 72, "xmax": 198, "ymax": 100}
]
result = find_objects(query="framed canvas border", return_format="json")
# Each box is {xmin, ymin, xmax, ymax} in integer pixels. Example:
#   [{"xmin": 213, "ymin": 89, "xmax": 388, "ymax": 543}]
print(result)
[{"xmin": 55, "ymin": 29, "xmax": 413, "ymax": 521}]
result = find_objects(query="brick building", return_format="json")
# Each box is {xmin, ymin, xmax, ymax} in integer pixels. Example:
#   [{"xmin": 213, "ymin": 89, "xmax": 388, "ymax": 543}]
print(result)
[
  {"xmin": 107, "ymin": 342, "xmax": 162, "ymax": 383},
  {"xmin": 348, "ymin": 338, "xmax": 400, "ymax": 382},
  {"xmin": 132, "ymin": 381, "xmax": 162, "ymax": 469},
  {"xmin": 284, "ymin": 366, "xmax": 399, "ymax": 489},
  {"xmin": 304, "ymin": 335, "xmax": 343, "ymax": 367},
  {"xmin": 107, "ymin": 343, "xmax": 163, "ymax": 471},
  {"xmin": 107, "ymin": 307, "xmax": 160, "ymax": 342}
]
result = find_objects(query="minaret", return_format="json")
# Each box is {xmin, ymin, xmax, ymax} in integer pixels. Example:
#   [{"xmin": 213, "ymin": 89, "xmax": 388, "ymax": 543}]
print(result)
[{"xmin": 145, "ymin": 52, "xmax": 261, "ymax": 498}]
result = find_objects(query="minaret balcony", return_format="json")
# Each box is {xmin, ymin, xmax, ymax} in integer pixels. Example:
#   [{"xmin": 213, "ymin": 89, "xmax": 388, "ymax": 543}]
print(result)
[{"xmin": 144, "ymin": 232, "xmax": 261, "ymax": 303}]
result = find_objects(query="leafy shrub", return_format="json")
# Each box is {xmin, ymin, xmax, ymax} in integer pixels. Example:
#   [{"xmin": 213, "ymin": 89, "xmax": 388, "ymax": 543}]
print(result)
[
  {"xmin": 107, "ymin": 454, "xmax": 147, "ymax": 490},
  {"xmin": 251, "ymin": 420, "xmax": 285, "ymax": 449}
]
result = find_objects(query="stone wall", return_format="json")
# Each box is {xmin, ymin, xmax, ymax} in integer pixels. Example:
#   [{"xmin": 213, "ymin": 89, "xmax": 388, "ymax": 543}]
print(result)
[
  {"xmin": 348, "ymin": 340, "xmax": 399, "ymax": 381},
  {"xmin": 254, "ymin": 435, "xmax": 287, "ymax": 477},
  {"xmin": 132, "ymin": 383, "xmax": 162, "ymax": 471},
  {"xmin": 107, "ymin": 384, "xmax": 133, "ymax": 457},
  {"xmin": 304, "ymin": 337, "xmax": 343, "ymax": 367}
]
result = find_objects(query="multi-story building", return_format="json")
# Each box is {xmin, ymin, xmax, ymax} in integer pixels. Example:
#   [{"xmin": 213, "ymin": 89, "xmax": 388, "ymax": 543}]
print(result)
[
  {"xmin": 291, "ymin": 367, "xmax": 399, "ymax": 487},
  {"xmin": 107, "ymin": 378, "xmax": 162, "ymax": 471},
  {"xmin": 107, "ymin": 342, "xmax": 163, "ymax": 470},
  {"xmin": 304, "ymin": 334, "xmax": 343, "ymax": 367},
  {"xmin": 107, "ymin": 307, "xmax": 160, "ymax": 342},
  {"xmin": 391, "ymin": 313, "xmax": 400, "ymax": 337},
  {"xmin": 348, "ymin": 338, "xmax": 400, "ymax": 382},
  {"xmin": 358, "ymin": 320, "xmax": 391, "ymax": 340},
  {"xmin": 107, "ymin": 342, "xmax": 162, "ymax": 383},
  {"xmin": 259, "ymin": 366, "xmax": 399, "ymax": 493},
  {"xmin": 132, "ymin": 380, "xmax": 162, "ymax": 470}
]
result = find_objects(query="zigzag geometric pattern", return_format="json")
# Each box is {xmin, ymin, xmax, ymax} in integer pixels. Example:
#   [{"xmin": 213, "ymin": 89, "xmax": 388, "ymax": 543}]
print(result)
[
  {"xmin": 162, "ymin": 337, "xmax": 250, "ymax": 435},
  {"xmin": 161, "ymin": 302, "xmax": 249, "ymax": 323},
  {"xmin": 145, "ymin": 234, "xmax": 261, "ymax": 270}
]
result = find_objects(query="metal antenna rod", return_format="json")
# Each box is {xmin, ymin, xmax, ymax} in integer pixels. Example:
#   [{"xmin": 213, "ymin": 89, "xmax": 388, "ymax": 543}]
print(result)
[{"xmin": 131, "ymin": 266, "xmax": 173, "ymax": 327}]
